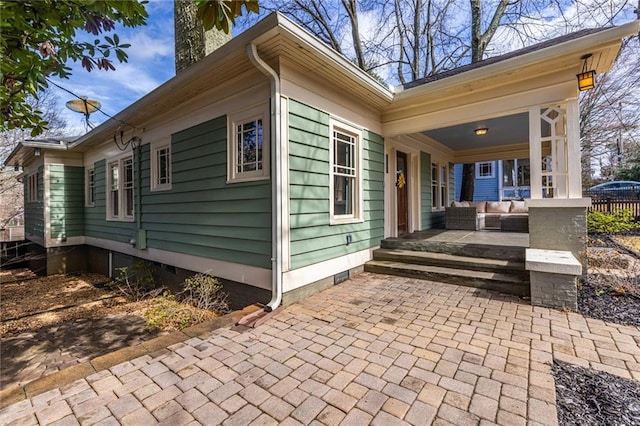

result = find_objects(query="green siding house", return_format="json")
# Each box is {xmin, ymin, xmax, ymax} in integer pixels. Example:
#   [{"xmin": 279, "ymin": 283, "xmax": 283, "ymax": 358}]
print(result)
[{"xmin": 6, "ymin": 13, "xmax": 637, "ymax": 308}]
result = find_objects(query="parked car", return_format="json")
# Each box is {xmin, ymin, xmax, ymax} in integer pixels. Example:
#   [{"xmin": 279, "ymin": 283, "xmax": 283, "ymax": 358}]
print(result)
[{"xmin": 586, "ymin": 181, "xmax": 640, "ymax": 199}]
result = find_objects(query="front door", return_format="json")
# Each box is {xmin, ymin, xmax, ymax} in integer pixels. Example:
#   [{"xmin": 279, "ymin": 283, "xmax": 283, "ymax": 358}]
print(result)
[{"xmin": 396, "ymin": 151, "xmax": 409, "ymax": 235}]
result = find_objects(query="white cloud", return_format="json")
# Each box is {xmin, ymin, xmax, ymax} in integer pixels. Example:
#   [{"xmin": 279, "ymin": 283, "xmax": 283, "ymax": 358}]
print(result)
[{"xmin": 126, "ymin": 32, "xmax": 173, "ymax": 61}]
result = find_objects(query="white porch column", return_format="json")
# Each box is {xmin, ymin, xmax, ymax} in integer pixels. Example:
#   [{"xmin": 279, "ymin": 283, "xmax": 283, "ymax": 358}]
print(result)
[
  {"xmin": 566, "ymin": 98, "xmax": 582, "ymax": 198},
  {"xmin": 529, "ymin": 107, "xmax": 542, "ymax": 199}
]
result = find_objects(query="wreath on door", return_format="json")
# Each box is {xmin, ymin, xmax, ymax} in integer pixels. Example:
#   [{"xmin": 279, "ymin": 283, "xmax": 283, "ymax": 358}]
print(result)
[{"xmin": 396, "ymin": 171, "xmax": 406, "ymax": 189}]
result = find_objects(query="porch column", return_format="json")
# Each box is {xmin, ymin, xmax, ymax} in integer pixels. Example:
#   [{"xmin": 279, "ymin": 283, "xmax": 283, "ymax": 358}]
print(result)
[
  {"xmin": 566, "ymin": 98, "xmax": 582, "ymax": 198},
  {"xmin": 529, "ymin": 107, "xmax": 542, "ymax": 199}
]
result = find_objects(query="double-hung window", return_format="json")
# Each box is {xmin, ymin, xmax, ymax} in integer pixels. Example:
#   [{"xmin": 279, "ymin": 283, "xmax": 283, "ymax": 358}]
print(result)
[
  {"xmin": 107, "ymin": 156, "xmax": 134, "ymax": 221},
  {"xmin": 431, "ymin": 162, "xmax": 448, "ymax": 210},
  {"xmin": 228, "ymin": 104, "xmax": 270, "ymax": 183},
  {"xmin": 27, "ymin": 173, "xmax": 38, "ymax": 202},
  {"xmin": 151, "ymin": 143, "xmax": 171, "ymax": 191},
  {"xmin": 330, "ymin": 119, "xmax": 362, "ymax": 224},
  {"xmin": 86, "ymin": 168, "xmax": 95, "ymax": 206}
]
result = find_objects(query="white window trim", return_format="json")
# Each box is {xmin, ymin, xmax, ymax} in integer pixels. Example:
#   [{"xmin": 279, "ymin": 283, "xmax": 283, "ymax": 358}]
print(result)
[
  {"xmin": 106, "ymin": 154, "xmax": 134, "ymax": 222},
  {"xmin": 27, "ymin": 173, "xmax": 38, "ymax": 203},
  {"xmin": 86, "ymin": 167, "xmax": 95, "ymax": 207},
  {"xmin": 431, "ymin": 161, "xmax": 448, "ymax": 212},
  {"xmin": 329, "ymin": 118, "xmax": 364, "ymax": 225},
  {"xmin": 151, "ymin": 141, "xmax": 172, "ymax": 192},
  {"xmin": 440, "ymin": 164, "xmax": 448, "ymax": 209},
  {"xmin": 227, "ymin": 104, "xmax": 270, "ymax": 183},
  {"xmin": 476, "ymin": 161, "xmax": 494, "ymax": 179}
]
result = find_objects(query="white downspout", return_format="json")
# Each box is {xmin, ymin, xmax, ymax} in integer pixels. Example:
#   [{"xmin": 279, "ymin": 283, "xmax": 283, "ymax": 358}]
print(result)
[{"xmin": 247, "ymin": 43, "xmax": 282, "ymax": 312}]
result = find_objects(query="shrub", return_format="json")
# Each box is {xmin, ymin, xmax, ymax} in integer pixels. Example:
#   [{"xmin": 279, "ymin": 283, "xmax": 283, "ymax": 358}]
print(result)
[
  {"xmin": 180, "ymin": 272, "xmax": 230, "ymax": 319},
  {"xmin": 109, "ymin": 261, "xmax": 163, "ymax": 301},
  {"xmin": 144, "ymin": 292, "xmax": 196, "ymax": 331},
  {"xmin": 587, "ymin": 209, "xmax": 639, "ymax": 234}
]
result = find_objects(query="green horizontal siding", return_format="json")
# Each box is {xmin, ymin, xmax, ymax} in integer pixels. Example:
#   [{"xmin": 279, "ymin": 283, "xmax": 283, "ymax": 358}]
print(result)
[
  {"xmin": 24, "ymin": 165, "xmax": 44, "ymax": 240},
  {"xmin": 83, "ymin": 115, "xmax": 272, "ymax": 269},
  {"xmin": 288, "ymin": 100, "xmax": 384, "ymax": 270},
  {"xmin": 49, "ymin": 165, "xmax": 84, "ymax": 238},
  {"xmin": 141, "ymin": 115, "xmax": 272, "ymax": 269},
  {"xmin": 84, "ymin": 159, "xmax": 136, "ymax": 244}
]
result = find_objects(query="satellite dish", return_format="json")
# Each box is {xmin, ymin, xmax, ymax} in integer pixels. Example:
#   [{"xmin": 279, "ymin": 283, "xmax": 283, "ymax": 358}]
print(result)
[
  {"xmin": 66, "ymin": 97, "xmax": 101, "ymax": 130},
  {"xmin": 66, "ymin": 98, "xmax": 101, "ymax": 114}
]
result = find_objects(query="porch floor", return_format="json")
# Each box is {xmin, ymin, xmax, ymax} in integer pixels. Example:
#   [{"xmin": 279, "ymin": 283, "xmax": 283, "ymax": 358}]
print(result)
[{"xmin": 391, "ymin": 229, "xmax": 529, "ymax": 248}]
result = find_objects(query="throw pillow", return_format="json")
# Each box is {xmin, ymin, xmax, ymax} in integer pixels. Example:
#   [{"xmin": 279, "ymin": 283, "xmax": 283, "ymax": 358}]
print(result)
[
  {"xmin": 486, "ymin": 201, "xmax": 511, "ymax": 213},
  {"xmin": 510, "ymin": 200, "xmax": 528, "ymax": 213}
]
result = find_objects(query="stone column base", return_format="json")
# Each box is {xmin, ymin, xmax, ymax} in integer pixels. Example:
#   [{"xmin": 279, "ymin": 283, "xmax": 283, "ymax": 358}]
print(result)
[{"xmin": 530, "ymin": 271, "xmax": 577, "ymax": 310}]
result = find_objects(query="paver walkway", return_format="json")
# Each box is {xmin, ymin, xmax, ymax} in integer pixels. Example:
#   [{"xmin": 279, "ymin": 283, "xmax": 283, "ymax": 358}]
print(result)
[
  {"xmin": 1, "ymin": 315, "xmax": 162, "ymax": 391},
  {"xmin": 1, "ymin": 273, "xmax": 639, "ymax": 425}
]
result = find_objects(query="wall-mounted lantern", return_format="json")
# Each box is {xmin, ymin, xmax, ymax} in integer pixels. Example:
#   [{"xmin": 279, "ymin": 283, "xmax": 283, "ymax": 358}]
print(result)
[{"xmin": 577, "ymin": 54, "xmax": 596, "ymax": 91}]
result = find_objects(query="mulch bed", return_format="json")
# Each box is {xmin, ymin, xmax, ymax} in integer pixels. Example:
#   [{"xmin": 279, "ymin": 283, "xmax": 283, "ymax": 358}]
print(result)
[
  {"xmin": 553, "ymin": 359, "xmax": 640, "ymax": 426},
  {"xmin": 578, "ymin": 278, "xmax": 640, "ymax": 327},
  {"xmin": 554, "ymin": 234, "xmax": 640, "ymax": 426}
]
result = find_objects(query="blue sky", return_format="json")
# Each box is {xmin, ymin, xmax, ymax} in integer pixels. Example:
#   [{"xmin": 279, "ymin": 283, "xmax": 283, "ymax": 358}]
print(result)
[{"xmin": 50, "ymin": 0, "xmax": 177, "ymax": 134}]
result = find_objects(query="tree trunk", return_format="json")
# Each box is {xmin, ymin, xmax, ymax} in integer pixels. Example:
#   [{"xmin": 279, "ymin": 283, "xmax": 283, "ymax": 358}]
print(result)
[
  {"xmin": 342, "ymin": 0, "xmax": 366, "ymax": 70},
  {"xmin": 174, "ymin": 0, "xmax": 206, "ymax": 74},
  {"xmin": 174, "ymin": 0, "xmax": 230, "ymax": 74},
  {"xmin": 460, "ymin": 163, "xmax": 475, "ymax": 201}
]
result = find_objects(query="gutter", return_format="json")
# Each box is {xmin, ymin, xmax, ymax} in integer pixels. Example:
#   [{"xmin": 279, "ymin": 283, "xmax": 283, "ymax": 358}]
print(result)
[{"xmin": 246, "ymin": 43, "xmax": 283, "ymax": 312}]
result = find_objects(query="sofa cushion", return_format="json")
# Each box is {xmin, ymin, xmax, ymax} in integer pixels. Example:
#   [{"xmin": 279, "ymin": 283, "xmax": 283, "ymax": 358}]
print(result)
[
  {"xmin": 451, "ymin": 201, "xmax": 470, "ymax": 207},
  {"xmin": 486, "ymin": 201, "xmax": 511, "ymax": 213},
  {"xmin": 510, "ymin": 200, "xmax": 528, "ymax": 213},
  {"xmin": 469, "ymin": 201, "xmax": 487, "ymax": 213}
]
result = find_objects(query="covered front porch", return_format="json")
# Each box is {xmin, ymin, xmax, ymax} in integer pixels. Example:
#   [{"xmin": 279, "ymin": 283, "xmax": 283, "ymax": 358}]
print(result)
[
  {"xmin": 373, "ymin": 23, "xmax": 640, "ymax": 310},
  {"xmin": 380, "ymin": 22, "xmax": 638, "ymax": 245}
]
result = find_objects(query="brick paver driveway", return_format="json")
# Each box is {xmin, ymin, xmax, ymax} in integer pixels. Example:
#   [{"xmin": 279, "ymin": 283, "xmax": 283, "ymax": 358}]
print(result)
[{"xmin": 2, "ymin": 273, "xmax": 639, "ymax": 425}]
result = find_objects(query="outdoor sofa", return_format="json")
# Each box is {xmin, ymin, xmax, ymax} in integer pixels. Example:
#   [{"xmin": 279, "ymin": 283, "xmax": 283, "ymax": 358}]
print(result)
[{"xmin": 445, "ymin": 200, "xmax": 529, "ymax": 232}]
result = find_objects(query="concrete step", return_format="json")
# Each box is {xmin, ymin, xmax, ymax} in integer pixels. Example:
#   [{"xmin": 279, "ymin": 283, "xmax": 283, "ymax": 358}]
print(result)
[
  {"xmin": 364, "ymin": 260, "xmax": 530, "ymax": 297},
  {"xmin": 380, "ymin": 239, "xmax": 525, "ymax": 261},
  {"xmin": 372, "ymin": 249, "xmax": 527, "ymax": 276}
]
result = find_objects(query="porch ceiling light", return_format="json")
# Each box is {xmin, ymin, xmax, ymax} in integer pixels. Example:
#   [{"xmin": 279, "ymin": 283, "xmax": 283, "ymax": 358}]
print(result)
[
  {"xmin": 577, "ymin": 54, "xmax": 596, "ymax": 91},
  {"xmin": 474, "ymin": 128, "xmax": 488, "ymax": 136}
]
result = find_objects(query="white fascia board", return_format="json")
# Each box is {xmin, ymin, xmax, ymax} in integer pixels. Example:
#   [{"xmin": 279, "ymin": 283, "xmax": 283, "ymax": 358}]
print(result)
[
  {"xmin": 271, "ymin": 15, "xmax": 394, "ymax": 103},
  {"xmin": 393, "ymin": 21, "xmax": 639, "ymax": 103}
]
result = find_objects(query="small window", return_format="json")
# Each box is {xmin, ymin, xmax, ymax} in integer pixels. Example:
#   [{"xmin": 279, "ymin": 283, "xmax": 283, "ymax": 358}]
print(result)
[
  {"xmin": 476, "ymin": 162, "xmax": 494, "ymax": 179},
  {"xmin": 151, "ymin": 144, "xmax": 171, "ymax": 191},
  {"xmin": 330, "ymin": 119, "xmax": 362, "ymax": 224},
  {"xmin": 107, "ymin": 156, "xmax": 134, "ymax": 221},
  {"xmin": 228, "ymin": 105, "xmax": 270, "ymax": 183},
  {"xmin": 27, "ymin": 173, "xmax": 38, "ymax": 202},
  {"xmin": 86, "ymin": 168, "xmax": 95, "ymax": 206}
]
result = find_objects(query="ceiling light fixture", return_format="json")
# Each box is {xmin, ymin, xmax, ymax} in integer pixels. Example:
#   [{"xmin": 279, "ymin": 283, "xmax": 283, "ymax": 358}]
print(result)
[
  {"xmin": 474, "ymin": 128, "xmax": 488, "ymax": 136},
  {"xmin": 577, "ymin": 53, "xmax": 596, "ymax": 91}
]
